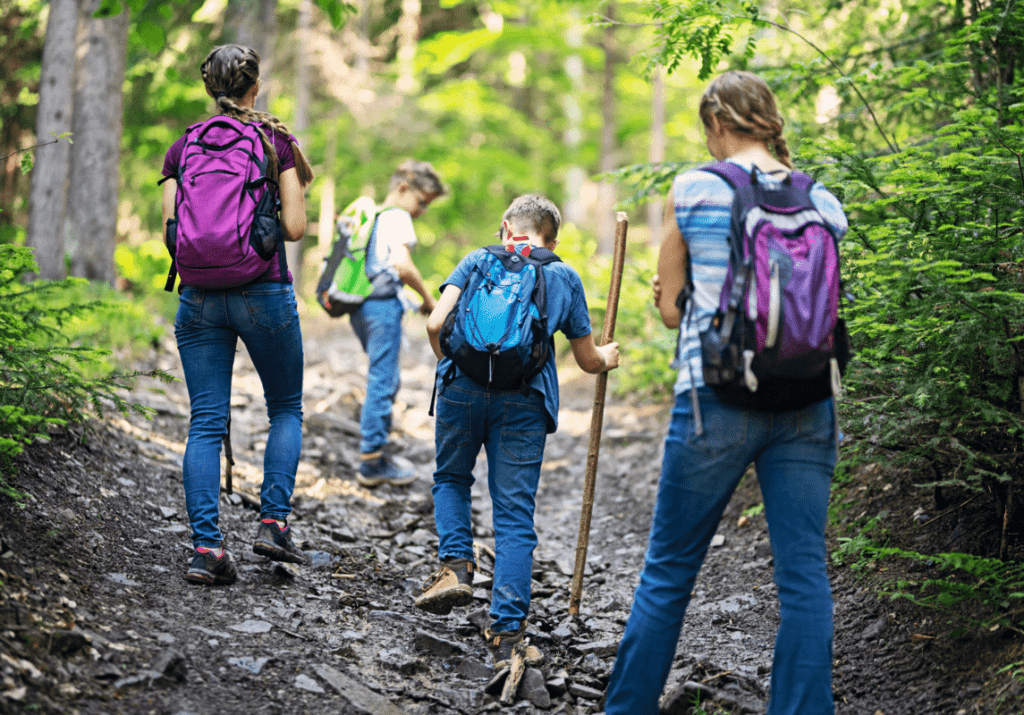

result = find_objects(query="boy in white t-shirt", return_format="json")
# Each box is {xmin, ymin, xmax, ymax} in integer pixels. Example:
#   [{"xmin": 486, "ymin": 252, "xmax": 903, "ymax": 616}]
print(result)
[{"xmin": 350, "ymin": 160, "xmax": 445, "ymax": 486}]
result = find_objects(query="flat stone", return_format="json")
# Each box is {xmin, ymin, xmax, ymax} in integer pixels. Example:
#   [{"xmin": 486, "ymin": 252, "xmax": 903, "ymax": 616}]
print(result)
[
  {"xmin": 193, "ymin": 626, "xmax": 231, "ymax": 639},
  {"xmin": 568, "ymin": 682, "xmax": 604, "ymax": 700},
  {"xmin": 314, "ymin": 664, "xmax": 404, "ymax": 715},
  {"xmin": 294, "ymin": 674, "xmax": 325, "ymax": 693},
  {"xmin": 105, "ymin": 573, "xmax": 142, "ymax": 587},
  {"xmin": 456, "ymin": 657, "xmax": 491, "ymax": 680},
  {"xmin": 228, "ymin": 620, "xmax": 273, "ymax": 634},
  {"xmin": 710, "ymin": 534, "xmax": 726, "ymax": 547},
  {"xmin": 376, "ymin": 649, "xmax": 424, "ymax": 675},
  {"xmin": 413, "ymin": 629, "xmax": 465, "ymax": 657},
  {"xmin": 158, "ymin": 506, "xmax": 178, "ymax": 520},
  {"xmin": 570, "ymin": 639, "xmax": 619, "ymax": 657},
  {"xmin": 227, "ymin": 656, "xmax": 272, "ymax": 674}
]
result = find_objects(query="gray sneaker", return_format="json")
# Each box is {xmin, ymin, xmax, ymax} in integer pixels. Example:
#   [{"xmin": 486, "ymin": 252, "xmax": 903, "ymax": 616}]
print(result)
[{"xmin": 357, "ymin": 451, "xmax": 418, "ymax": 487}]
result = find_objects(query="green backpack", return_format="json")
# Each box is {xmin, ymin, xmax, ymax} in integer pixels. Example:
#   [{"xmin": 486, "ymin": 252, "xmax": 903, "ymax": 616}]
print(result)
[{"xmin": 316, "ymin": 197, "xmax": 398, "ymax": 317}]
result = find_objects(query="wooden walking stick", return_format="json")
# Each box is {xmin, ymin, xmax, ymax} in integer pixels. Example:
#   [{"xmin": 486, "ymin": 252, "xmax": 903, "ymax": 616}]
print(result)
[{"xmin": 569, "ymin": 212, "xmax": 628, "ymax": 615}]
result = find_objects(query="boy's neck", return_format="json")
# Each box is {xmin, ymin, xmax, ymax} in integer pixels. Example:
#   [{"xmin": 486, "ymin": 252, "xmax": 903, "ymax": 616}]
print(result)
[{"xmin": 502, "ymin": 233, "xmax": 548, "ymax": 249}]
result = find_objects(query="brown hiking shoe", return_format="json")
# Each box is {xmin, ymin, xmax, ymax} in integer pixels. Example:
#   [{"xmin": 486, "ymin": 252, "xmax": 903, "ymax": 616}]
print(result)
[
  {"xmin": 414, "ymin": 559, "xmax": 475, "ymax": 615},
  {"xmin": 485, "ymin": 625, "xmax": 544, "ymax": 670}
]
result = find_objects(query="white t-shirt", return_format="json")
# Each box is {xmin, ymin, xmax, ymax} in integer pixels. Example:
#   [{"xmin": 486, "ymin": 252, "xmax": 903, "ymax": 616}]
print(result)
[{"xmin": 373, "ymin": 208, "xmax": 417, "ymax": 268}]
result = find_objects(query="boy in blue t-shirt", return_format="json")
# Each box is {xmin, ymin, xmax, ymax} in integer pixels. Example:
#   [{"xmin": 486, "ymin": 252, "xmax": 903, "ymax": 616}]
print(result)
[{"xmin": 421, "ymin": 194, "xmax": 620, "ymax": 667}]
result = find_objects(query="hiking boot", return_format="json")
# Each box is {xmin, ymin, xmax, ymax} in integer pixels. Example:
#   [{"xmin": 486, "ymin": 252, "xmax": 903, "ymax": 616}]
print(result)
[
  {"xmin": 357, "ymin": 451, "xmax": 418, "ymax": 487},
  {"xmin": 414, "ymin": 559, "xmax": 475, "ymax": 615},
  {"xmin": 185, "ymin": 547, "xmax": 237, "ymax": 586},
  {"xmin": 485, "ymin": 625, "xmax": 544, "ymax": 670},
  {"xmin": 252, "ymin": 519, "xmax": 309, "ymax": 564}
]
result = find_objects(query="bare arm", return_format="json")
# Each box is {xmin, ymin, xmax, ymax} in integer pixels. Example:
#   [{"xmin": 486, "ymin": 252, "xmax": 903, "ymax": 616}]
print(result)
[
  {"xmin": 391, "ymin": 242, "xmax": 437, "ymax": 314},
  {"xmin": 426, "ymin": 284, "xmax": 461, "ymax": 360},
  {"xmin": 570, "ymin": 335, "xmax": 620, "ymax": 374},
  {"xmin": 656, "ymin": 188, "xmax": 689, "ymax": 329},
  {"xmin": 162, "ymin": 179, "xmax": 177, "ymax": 228},
  {"xmin": 278, "ymin": 167, "xmax": 306, "ymax": 242}
]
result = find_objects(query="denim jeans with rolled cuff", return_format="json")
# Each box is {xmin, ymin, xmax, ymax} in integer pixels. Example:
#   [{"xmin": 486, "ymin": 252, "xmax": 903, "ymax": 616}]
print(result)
[
  {"xmin": 604, "ymin": 387, "xmax": 837, "ymax": 715},
  {"xmin": 432, "ymin": 375, "xmax": 547, "ymax": 633},
  {"xmin": 174, "ymin": 284, "xmax": 304, "ymax": 549},
  {"xmin": 349, "ymin": 296, "xmax": 404, "ymax": 454}
]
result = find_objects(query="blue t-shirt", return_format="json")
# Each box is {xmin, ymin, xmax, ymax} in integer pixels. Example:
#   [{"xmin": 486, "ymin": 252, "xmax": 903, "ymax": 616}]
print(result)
[{"xmin": 437, "ymin": 247, "xmax": 593, "ymax": 433}]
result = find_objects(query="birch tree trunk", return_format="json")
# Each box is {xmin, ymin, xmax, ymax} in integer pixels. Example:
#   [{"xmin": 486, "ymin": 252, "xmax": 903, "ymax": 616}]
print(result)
[
  {"xmin": 26, "ymin": 0, "xmax": 79, "ymax": 280},
  {"xmin": 67, "ymin": 0, "xmax": 129, "ymax": 284},
  {"xmin": 284, "ymin": 0, "xmax": 312, "ymax": 284},
  {"xmin": 396, "ymin": 0, "xmax": 421, "ymax": 94},
  {"xmin": 596, "ymin": 4, "xmax": 618, "ymax": 255},
  {"xmin": 647, "ymin": 67, "xmax": 666, "ymax": 247}
]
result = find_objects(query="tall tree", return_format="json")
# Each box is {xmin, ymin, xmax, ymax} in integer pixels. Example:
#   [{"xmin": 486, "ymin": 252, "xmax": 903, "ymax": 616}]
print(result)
[
  {"xmin": 647, "ymin": 66, "xmax": 665, "ymax": 247},
  {"xmin": 67, "ymin": 0, "xmax": 129, "ymax": 284},
  {"xmin": 27, "ymin": 0, "xmax": 79, "ymax": 280},
  {"xmin": 232, "ymin": 0, "xmax": 278, "ymax": 112},
  {"xmin": 596, "ymin": 2, "xmax": 619, "ymax": 254}
]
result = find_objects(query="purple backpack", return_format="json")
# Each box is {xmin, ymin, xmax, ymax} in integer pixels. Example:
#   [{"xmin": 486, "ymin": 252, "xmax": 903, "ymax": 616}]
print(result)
[
  {"xmin": 162, "ymin": 116, "xmax": 285, "ymax": 291},
  {"xmin": 698, "ymin": 161, "xmax": 850, "ymax": 411}
]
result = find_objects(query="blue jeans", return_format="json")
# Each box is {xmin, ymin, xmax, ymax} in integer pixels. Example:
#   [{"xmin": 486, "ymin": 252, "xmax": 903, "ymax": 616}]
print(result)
[
  {"xmin": 604, "ymin": 388, "xmax": 836, "ymax": 715},
  {"xmin": 433, "ymin": 376, "xmax": 547, "ymax": 633},
  {"xmin": 174, "ymin": 284, "xmax": 304, "ymax": 549},
  {"xmin": 350, "ymin": 296, "xmax": 403, "ymax": 454}
]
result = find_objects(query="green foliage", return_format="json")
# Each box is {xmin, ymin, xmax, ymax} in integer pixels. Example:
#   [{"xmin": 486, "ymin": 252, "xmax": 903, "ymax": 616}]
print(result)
[
  {"xmin": 882, "ymin": 550, "xmax": 1024, "ymax": 638},
  {"xmin": 831, "ymin": 511, "xmax": 889, "ymax": 569},
  {"xmin": 0, "ymin": 245, "xmax": 171, "ymax": 494}
]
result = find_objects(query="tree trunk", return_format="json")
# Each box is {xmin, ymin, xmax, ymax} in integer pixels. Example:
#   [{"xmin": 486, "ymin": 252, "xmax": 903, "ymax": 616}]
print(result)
[
  {"xmin": 647, "ymin": 66, "xmax": 666, "ymax": 247},
  {"xmin": 26, "ymin": 0, "xmax": 79, "ymax": 280},
  {"xmin": 396, "ymin": 0, "xmax": 421, "ymax": 94},
  {"xmin": 596, "ymin": 3, "xmax": 618, "ymax": 255},
  {"xmin": 562, "ymin": 14, "xmax": 584, "ymax": 228},
  {"xmin": 284, "ymin": 0, "xmax": 312, "ymax": 286},
  {"xmin": 232, "ymin": 0, "xmax": 277, "ymax": 113},
  {"xmin": 67, "ymin": 0, "xmax": 129, "ymax": 284}
]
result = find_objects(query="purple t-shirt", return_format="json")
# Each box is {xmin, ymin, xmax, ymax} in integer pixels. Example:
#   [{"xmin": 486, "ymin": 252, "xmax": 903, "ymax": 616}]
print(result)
[{"xmin": 162, "ymin": 119, "xmax": 299, "ymax": 284}]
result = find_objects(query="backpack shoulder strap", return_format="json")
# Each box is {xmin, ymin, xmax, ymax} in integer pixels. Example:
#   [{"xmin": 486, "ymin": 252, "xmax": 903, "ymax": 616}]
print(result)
[{"xmin": 700, "ymin": 160, "xmax": 751, "ymax": 189}]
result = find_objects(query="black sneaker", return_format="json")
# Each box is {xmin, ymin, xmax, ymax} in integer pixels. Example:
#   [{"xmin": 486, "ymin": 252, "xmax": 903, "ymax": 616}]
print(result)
[
  {"xmin": 252, "ymin": 519, "xmax": 309, "ymax": 564},
  {"xmin": 185, "ymin": 548, "xmax": 237, "ymax": 586}
]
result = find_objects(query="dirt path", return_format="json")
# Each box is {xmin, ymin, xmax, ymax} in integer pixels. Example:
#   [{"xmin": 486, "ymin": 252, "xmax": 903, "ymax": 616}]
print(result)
[{"xmin": 1, "ymin": 308, "xmax": 1020, "ymax": 714}]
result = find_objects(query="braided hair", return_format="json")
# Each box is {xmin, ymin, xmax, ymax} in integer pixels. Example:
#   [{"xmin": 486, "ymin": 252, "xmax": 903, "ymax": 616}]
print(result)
[
  {"xmin": 698, "ymin": 71, "xmax": 793, "ymax": 169},
  {"xmin": 200, "ymin": 44, "xmax": 314, "ymax": 186}
]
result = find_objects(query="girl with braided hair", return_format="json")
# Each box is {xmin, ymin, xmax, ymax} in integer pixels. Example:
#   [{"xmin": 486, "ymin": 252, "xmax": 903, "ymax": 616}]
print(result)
[
  {"xmin": 161, "ymin": 44, "xmax": 313, "ymax": 585},
  {"xmin": 604, "ymin": 71, "xmax": 848, "ymax": 714}
]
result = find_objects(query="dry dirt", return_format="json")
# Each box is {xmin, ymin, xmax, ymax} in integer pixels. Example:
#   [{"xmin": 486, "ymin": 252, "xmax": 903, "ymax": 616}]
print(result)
[{"xmin": 1, "ymin": 309, "xmax": 1023, "ymax": 715}]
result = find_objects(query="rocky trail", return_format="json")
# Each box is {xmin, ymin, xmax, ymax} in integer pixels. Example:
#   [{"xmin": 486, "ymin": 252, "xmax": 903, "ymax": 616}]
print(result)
[{"xmin": 2, "ymin": 309, "xmax": 1022, "ymax": 715}]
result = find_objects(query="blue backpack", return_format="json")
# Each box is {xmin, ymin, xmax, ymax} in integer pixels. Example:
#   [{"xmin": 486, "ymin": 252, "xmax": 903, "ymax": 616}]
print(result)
[
  {"xmin": 439, "ymin": 243, "xmax": 561, "ymax": 391},
  {"xmin": 693, "ymin": 161, "xmax": 851, "ymax": 411}
]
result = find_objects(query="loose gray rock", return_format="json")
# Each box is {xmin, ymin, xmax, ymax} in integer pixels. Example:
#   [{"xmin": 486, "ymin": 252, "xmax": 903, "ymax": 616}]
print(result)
[
  {"xmin": 520, "ymin": 667, "xmax": 552, "ymax": 709},
  {"xmin": 294, "ymin": 673, "xmax": 325, "ymax": 693},
  {"xmin": 314, "ymin": 664, "xmax": 404, "ymax": 715},
  {"xmin": 228, "ymin": 620, "xmax": 273, "ymax": 634}
]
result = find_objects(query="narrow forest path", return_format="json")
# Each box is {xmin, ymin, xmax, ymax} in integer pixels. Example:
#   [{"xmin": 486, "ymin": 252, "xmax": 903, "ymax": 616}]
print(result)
[{"xmin": 1, "ymin": 307, "xmax": 1018, "ymax": 715}]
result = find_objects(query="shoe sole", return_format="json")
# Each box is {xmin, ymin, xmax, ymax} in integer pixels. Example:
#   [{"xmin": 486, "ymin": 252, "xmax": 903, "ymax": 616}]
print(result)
[
  {"xmin": 356, "ymin": 473, "xmax": 419, "ymax": 488},
  {"xmin": 252, "ymin": 541, "xmax": 309, "ymax": 565},
  {"xmin": 414, "ymin": 585, "xmax": 474, "ymax": 615},
  {"xmin": 185, "ymin": 570, "xmax": 237, "ymax": 586}
]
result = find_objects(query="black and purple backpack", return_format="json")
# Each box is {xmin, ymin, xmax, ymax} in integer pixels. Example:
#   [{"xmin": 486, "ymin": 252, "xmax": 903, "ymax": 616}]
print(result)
[
  {"xmin": 696, "ymin": 161, "xmax": 851, "ymax": 411},
  {"xmin": 161, "ymin": 116, "xmax": 285, "ymax": 292}
]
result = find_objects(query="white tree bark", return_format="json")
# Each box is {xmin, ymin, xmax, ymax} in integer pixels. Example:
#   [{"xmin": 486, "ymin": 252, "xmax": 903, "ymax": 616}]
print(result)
[
  {"xmin": 26, "ymin": 0, "xmax": 79, "ymax": 280},
  {"xmin": 596, "ymin": 5, "xmax": 618, "ymax": 255},
  {"xmin": 284, "ymin": 0, "xmax": 312, "ymax": 284},
  {"xmin": 647, "ymin": 67, "xmax": 666, "ymax": 247},
  {"xmin": 233, "ymin": 0, "xmax": 278, "ymax": 113},
  {"xmin": 67, "ymin": 0, "xmax": 129, "ymax": 284}
]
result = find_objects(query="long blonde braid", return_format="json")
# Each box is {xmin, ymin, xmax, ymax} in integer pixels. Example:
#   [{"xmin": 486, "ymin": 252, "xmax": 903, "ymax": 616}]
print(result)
[
  {"xmin": 200, "ymin": 45, "xmax": 315, "ymax": 186},
  {"xmin": 698, "ymin": 70, "xmax": 793, "ymax": 169}
]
